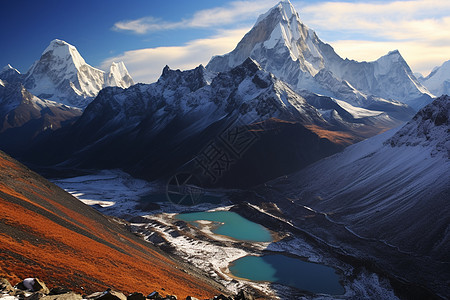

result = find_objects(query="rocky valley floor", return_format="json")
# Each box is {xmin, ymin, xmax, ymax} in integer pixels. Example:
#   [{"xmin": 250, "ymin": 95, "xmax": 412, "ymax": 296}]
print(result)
[{"xmin": 51, "ymin": 171, "xmax": 406, "ymax": 300}]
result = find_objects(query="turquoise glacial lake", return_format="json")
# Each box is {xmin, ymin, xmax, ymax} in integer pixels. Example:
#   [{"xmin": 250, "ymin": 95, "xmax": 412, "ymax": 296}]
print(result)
[
  {"xmin": 229, "ymin": 255, "xmax": 345, "ymax": 295},
  {"xmin": 176, "ymin": 211, "xmax": 273, "ymax": 242}
]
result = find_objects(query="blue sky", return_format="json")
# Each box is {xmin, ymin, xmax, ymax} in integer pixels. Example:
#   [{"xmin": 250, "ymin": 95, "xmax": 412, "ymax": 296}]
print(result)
[{"xmin": 1, "ymin": 0, "xmax": 449, "ymax": 83}]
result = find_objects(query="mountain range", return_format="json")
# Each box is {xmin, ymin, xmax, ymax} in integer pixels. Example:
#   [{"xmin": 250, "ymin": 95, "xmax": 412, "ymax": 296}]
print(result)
[
  {"xmin": 0, "ymin": 1, "xmax": 446, "ymax": 189},
  {"xmin": 206, "ymin": 1, "xmax": 432, "ymax": 111},
  {"xmin": 0, "ymin": 0, "xmax": 449, "ymax": 299},
  {"xmin": 7, "ymin": 1, "xmax": 438, "ymax": 188},
  {"xmin": 0, "ymin": 40, "xmax": 134, "ymax": 155},
  {"xmin": 25, "ymin": 58, "xmax": 350, "ymax": 187}
]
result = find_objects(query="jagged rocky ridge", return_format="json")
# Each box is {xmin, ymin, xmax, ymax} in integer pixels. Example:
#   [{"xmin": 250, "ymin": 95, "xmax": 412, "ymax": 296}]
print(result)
[{"xmin": 207, "ymin": 1, "xmax": 432, "ymax": 111}]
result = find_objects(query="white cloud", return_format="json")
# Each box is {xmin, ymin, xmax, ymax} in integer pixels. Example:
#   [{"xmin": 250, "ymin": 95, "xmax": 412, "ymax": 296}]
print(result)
[
  {"xmin": 295, "ymin": 0, "xmax": 450, "ymax": 74},
  {"xmin": 102, "ymin": 28, "xmax": 249, "ymax": 83},
  {"xmin": 113, "ymin": 0, "xmax": 275, "ymax": 34},
  {"xmin": 113, "ymin": 17, "xmax": 183, "ymax": 34},
  {"xmin": 330, "ymin": 40, "xmax": 450, "ymax": 76}
]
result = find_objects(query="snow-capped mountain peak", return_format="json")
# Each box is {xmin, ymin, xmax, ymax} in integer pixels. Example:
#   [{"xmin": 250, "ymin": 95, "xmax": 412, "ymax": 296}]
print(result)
[
  {"xmin": 419, "ymin": 60, "xmax": 450, "ymax": 97},
  {"xmin": 207, "ymin": 1, "xmax": 432, "ymax": 111},
  {"xmin": 105, "ymin": 61, "xmax": 134, "ymax": 89},
  {"xmin": 41, "ymin": 39, "xmax": 87, "ymax": 70},
  {"xmin": 256, "ymin": 0, "xmax": 297, "ymax": 25},
  {"xmin": 21, "ymin": 39, "xmax": 134, "ymax": 108}
]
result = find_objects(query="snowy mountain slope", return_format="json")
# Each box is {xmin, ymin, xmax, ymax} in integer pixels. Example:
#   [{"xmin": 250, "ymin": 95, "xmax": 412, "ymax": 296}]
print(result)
[
  {"xmin": 284, "ymin": 95, "xmax": 449, "ymax": 258},
  {"xmin": 20, "ymin": 39, "xmax": 134, "ymax": 108},
  {"xmin": 262, "ymin": 95, "xmax": 449, "ymax": 297},
  {"xmin": 298, "ymin": 91, "xmax": 411, "ymax": 143},
  {"xmin": 206, "ymin": 0, "xmax": 431, "ymax": 111},
  {"xmin": 331, "ymin": 50, "xmax": 433, "ymax": 110},
  {"xmin": 0, "ymin": 80, "xmax": 81, "ymax": 154},
  {"xmin": 419, "ymin": 60, "xmax": 450, "ymax": 97},
  {"xmin": 27, "ymin": 59, "xmax": 348, "ymax": 188}
]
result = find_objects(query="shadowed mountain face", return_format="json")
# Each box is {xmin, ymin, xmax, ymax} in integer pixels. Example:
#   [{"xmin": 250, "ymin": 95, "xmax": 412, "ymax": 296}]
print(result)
[
  {"xmin": 0, "ymin": 150, "xmax": 220, "ymax": 298},
  {"xmin": 23, "ymin": 59, "xmax": 350, "ymax": 188},
  {"xmin": 257, "ymin": 95, "xmax": 450, "ymax": 297},
  {"xmin": 0, "ymin": 82, "xmax": 81, "ymax": 155}
]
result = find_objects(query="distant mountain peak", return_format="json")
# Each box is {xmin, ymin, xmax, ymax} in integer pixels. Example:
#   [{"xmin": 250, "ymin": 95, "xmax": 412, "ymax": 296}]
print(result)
[
  {"xmin": 207, "ymin": 1, "xmax": 432, "ymax": 111},
  {"xmin": 2, "ymin": 64, "xmax": 20, "ymax": 73},
  {"xmin": 106, "ymin": 61, "xmax": 134, "ymax": 88},
  {"xmin": 20, "ymin": 39, "xmax": 134, "ymax": 108},
  {"xmin": 419, "ymin": 60, "xmax": 450, "ymax": 96}
]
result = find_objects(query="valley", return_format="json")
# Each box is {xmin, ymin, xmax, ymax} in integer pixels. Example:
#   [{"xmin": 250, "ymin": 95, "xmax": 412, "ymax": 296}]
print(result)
[{"xmin": 1, "ymin": 1, "xmax": 449, "ymax": 299}]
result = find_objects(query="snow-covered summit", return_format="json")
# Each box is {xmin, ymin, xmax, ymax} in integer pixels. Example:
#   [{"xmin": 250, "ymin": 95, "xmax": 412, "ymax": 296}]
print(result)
[
  {"xmin": 207, "ymin": 1, "xmax": 432, "ymax": 111},
  {"xmin": 41, "ymin": 39, "xmax": 87, "ymax": 70},
  {"xmin": 255, "ymin": 0, "xmax": 297, "ymax": 26},
  {"xmin": 105, "ymin": 61, "xmax": 134, "ymax": 89},
  {"xmin": 22, "ymin": 39, "xmax": 134, "ymax": 108},
  {"xmin": 419, "ymin": 60, "xmax": 450, "ymax": 97}
]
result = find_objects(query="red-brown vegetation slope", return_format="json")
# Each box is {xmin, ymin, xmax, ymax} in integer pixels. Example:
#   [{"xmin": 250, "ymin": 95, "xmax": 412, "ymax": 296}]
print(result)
[{"xmin": 0, "ymin": 150, "xmax": 220, "ymax": 298}]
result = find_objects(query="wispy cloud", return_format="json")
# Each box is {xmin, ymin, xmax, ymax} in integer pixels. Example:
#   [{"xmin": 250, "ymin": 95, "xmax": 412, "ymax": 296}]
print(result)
[
  {"xmin": 102, "ymin": 28, "xmax": 249, "ymax": 83},
  {"xmin": 330, "ymin": 40, "xmax": 450, "ymax": 76},
  {"xmin": 112, "ymin": 0, "xmax": 275, "ymax": 34},
  {"xmin": 113, "ymin": 17, "xmax": 183, "ymax": 34},
  {"xmin": 296, "ymin": 0, "xmax": 450, "ymax": 74},
  {"xmin": 299, "ymin": 0, "xmax": 450, "ymax": 42}
]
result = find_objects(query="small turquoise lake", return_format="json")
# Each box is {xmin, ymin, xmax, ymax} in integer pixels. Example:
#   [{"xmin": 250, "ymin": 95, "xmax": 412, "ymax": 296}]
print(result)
[
  {"xmin": 176, "ymin": 210, "xmax": 273, "ymax": 242},
  {"xmin": 229, "ymin": 255, "xmax": 345, "ymax": 295}
]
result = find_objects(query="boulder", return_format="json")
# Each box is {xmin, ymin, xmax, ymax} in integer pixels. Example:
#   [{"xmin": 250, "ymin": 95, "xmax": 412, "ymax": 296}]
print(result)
[
  {"xmin": 48, "ymin": 288, "xmax": 72, "ymax": 295},
  {"xmin": 41, "ymin": 292, "xmax": 82, "ymax": 300},
  {"xmin": 0, "ymin": 295, "xmax": 18, "ymax": 300},
  {"xmin": 146, "ymin": 291, "xmax": 162, "ymax": 299},
  {"xmin": 85, "ymin": 290, "xmax": 126, "ymax": 300},
  {"xmin": 26, "ymin": 292, "xmax": 46, "ymax": 300},
  {"xmin": 15, "ymin": 278, "xmax": 49, "ymax": 294},
  {"xmin": 185, "ymin": 297, "xmax": 199, "ymax": 300},
  {"xmin": 212, "ymin": 295, "xmax": 231, "ymax": 300},
  {"xmin": 163, "ymin": 296, "xmax": 176, "ymax": 300},
  {"xmin": 127, "ymin": 293, "xmax": 145, "ymax": 300},
  {"xmin": 0, "ymin": 278, "xmax": 14, "ymax": 295},
  {"xmin": 234, "ymin": 290, "xmax": 253, "ymax": 300}
]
